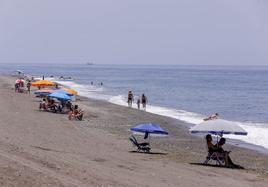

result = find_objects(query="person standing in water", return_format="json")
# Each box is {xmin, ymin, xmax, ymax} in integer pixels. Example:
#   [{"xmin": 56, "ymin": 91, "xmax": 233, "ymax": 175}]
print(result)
[
  {"xmin": 141, "ymin": 93, "xmax": 148, "ymax": 110},
  {"xmin": 127, "ymin": 90, "xmax": 134, "ymax": 107},
  {"xmin": 137, "ymin": 98, "xmax": 141, "ymax": 109}
]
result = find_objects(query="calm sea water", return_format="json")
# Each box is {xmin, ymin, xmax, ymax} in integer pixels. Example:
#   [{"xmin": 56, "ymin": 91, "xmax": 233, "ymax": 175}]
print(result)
[{"xmin": 1, "ymin": 63, "xmax": 268, "ymax": 149}]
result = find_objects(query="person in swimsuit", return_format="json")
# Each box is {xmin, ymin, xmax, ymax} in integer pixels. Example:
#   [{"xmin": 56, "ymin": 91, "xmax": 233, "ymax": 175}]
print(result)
[
  {"xmin": 206, "ymin": 134, "xmax": 216, "ymax": 155},
  {"xmin": 141, "ymin": 93, "xmax": 147, "ymax": 110},
  {"xmin": 204, "ymin": 113, "xmax": 219, "ymax": 121},
  {"xmin": 26, "ymin": 81, "xmax": 31, "ymax": 94},
  {"xmin": 137, "ymin": 98, "xmax": 141, "ymax": 109},
  {"xmin": 127, "ymin": 91, "xmax": 134, "ymax": 107}
]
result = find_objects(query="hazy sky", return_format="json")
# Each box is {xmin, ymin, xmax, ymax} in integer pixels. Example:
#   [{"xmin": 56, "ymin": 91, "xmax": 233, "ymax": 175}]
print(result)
[{"xmin": 0, "ymin": 0, "xmax": 267, "ymax": 65}]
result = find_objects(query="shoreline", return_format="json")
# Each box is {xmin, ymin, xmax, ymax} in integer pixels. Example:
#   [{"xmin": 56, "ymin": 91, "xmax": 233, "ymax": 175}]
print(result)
[
  {"xmin": 71, "ymin": 86, "xmax": 268, "ymax": 170},
  {"xmin": 10, "ymin": 73, "xmax": 268, "ymax": 155},
  {"xmin": 66, "ymin": 86, "xmax": 268, "ymax": 155},
  {"xmin": 50, "ymin": 76, "xmax": 268, "ymax": 152},
  {"xmin": 0, "ymin": 74, "xmax": 267, "ymax": 186},
  {"xmin": 9, "ymin": 68, "xmax": 268, "ymax": 152}
]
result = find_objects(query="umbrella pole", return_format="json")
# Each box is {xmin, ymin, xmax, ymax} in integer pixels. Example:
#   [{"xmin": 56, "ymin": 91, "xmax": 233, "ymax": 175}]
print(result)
[{"xmin": 216, "ymin": 134, "xmax": 219, "ymax": 147}]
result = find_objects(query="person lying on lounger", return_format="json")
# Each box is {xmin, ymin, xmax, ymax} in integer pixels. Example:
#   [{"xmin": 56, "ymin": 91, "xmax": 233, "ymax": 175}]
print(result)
[{"xmin": 203, "ymin": 113, "xmax": 219, "ymax": 121}]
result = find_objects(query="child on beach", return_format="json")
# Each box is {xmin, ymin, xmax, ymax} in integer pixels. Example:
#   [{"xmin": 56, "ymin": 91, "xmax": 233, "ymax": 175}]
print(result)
[{"xmin": 137, "ymin": 98, "xmax": 141, "ymax": 109}]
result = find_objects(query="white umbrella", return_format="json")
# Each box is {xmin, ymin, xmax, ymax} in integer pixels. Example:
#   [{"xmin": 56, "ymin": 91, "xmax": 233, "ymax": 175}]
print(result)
[{"xmin": 189, "ymin": 119, "xmax": 247, "ymax": 136}]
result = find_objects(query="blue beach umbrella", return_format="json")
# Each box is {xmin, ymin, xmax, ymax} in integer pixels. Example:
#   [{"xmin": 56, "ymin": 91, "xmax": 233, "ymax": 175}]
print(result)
[
  {"xmin": 34, "ymin": 89, "xmax": 55, "ymax": 96},
  {"xmin": 54, "ymin": 90, "xmax": 74, "ymax": 96},
  {"xmin": 48, "ymin": 91, "xmax": 71, "ymax": 101},
  {"xmin": 131, "ymin": 123, "xmax": 168, "ymax": 135}
]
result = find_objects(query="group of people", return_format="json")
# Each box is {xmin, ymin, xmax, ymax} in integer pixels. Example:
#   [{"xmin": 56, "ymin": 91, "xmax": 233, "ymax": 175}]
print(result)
[
  {"xmin": 39, "ymin": 97, "xmax": 68, "ymax": 113},
  {"xmin": 127, "ymin": 91, "xmax": 148, "ymax": 110},
  {"xmin": 14, "ymin": 79, "xmax": 31, "ymax": 94},
  {"xmin": 90, "ymin": 81, "xmax": 103, "ymax": 86},
  {"xmin": 68, "ymin": 104, "xmax": 84, "ymax": 121},
  {"xmin": 205, "ymin": 134, "xmax": 243, "ymax": 169},
  {"xmin": 39, "ymin": 97, "xmax": 84, "ymax": 121}
]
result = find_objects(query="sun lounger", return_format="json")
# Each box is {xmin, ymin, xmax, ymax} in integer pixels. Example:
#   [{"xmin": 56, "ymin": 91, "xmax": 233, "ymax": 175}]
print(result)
[{"xmin": 129, "ymin": 135, "xmax": 150, "ymax": 153}]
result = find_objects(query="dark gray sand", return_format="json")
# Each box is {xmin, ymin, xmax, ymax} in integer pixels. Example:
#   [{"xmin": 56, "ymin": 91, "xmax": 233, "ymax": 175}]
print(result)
[{"xmin": 0, "ymin": 75, "xmax": 267, "ymax": 187}]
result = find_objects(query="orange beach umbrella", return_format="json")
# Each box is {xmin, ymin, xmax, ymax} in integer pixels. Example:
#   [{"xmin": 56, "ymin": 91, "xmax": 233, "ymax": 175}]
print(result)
[
  {"xmin": 62, "ymin": 88, "xmax": 78, "ymax": 95},
  {"xmin": 31, "ymin": 80, "xmax": 55, "ymax": 87}
]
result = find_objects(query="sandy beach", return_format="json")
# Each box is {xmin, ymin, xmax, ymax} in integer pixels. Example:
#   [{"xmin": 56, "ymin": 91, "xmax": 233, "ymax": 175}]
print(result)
[{"xmin": 0, "ymin": 75, "xmax": 267, "ymax": 187}]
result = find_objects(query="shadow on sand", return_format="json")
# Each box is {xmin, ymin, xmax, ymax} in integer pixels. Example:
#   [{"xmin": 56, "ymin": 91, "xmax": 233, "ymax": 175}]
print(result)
[
  {"xmin": 190, "ymin": 163, "xmax": 245, "ymax": 170},
  {"xmin": 129, "ymin": 151, "xmax": 168, "ymax": 155}
]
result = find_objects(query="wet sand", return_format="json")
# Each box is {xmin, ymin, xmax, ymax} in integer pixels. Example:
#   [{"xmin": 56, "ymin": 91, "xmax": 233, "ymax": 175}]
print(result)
[{"xmin": 0, "ymin": 75, "xmax": 267, "ymax": 187}]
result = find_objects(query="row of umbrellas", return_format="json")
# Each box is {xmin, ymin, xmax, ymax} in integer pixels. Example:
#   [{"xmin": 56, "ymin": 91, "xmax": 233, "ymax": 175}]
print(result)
[
  {"xmin": 130, "ymin": 119, "xmax": 247, "ymax": 147},
  {"xmin": 25, "ymin": 80, "xmax": 248, "ymax": 145},
  {"xmin": 17, "ymin": 79, "xmax": 78, "ymax": 101},
  {"xmin": 16, "ymin": 79, "xmax": 55, "ymax": 87},
  {"xmin": 131, "ymin": 119, "xmax": 247, "ymax": 138}
]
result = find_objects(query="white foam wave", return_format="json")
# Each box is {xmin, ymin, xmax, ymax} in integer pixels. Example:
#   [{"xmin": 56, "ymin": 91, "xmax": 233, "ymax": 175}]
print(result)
[
  {"xmin": 54, "ymin": 80, "xmax": 109, "ymax": 100},
  {"xmin": 108, "ymin": 95, "xmax": 205, "ymax": 124},
  {"xmin": 48, "ymin": 79, "xmax": 268, "ymax": 150},
  {"xmin": 224, "ymin": 122, "xmax": 268, "ymax": 149}
]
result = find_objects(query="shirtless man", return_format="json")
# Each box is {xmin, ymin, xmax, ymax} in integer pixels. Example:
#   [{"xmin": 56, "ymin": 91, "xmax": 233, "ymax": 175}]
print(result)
[{"xmin": 203, "ymin": 113, "xmax": 219, "ymax": 121}]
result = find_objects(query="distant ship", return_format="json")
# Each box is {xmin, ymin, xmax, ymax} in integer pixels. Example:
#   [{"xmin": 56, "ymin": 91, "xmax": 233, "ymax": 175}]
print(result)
[{"xmin": 86, "ymin": 62, "xmax": 94, "ymax": 65}]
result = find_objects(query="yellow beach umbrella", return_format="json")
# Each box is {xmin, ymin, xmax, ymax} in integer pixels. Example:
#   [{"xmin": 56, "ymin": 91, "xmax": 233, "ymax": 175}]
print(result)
[
  {"xmin": 62, "ymin": 88, "xmax": 78, "ymax": 95},
  {"xmin": 31, "ymin": 80, "xmax": 55, "ymax": 87}
]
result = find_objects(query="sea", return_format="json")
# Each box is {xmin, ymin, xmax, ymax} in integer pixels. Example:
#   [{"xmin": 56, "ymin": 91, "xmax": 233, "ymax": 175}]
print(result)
[{"xmin": 1, "ymin": 63, "xmax": 268, "ymax": 150}]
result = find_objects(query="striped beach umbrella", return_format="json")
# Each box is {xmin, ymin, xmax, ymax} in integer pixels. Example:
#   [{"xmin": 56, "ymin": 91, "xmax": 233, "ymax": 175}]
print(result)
[{"xmin": 190, "ymin": 119, "xmax": 247, "ymax": 136}]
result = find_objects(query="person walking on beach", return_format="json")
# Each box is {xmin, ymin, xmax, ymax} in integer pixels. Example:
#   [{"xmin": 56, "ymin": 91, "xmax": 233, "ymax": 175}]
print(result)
[
  {"xmin": 26, "ymin": 81, "xmax": 31, "ymax": 94},
  {"xmin": 137, "ymin": 98, "xmax": 141, "ymax": 109},
  {"xmin": 15, "ymin": 83, "xmax": 19, "ymax": 92},
  {"xmin": 141, "ymin": 93, "xmax": 148, "ymax": 110},
  {"xmin": 127, "ymin": 90, "xmax": 134, "ymax": 107}
]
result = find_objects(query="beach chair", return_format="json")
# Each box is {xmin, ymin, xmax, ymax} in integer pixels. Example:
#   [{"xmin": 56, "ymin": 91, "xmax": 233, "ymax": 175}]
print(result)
[
  {"xmin": 129, "ymin": 135, "xmax": 151, "ymax": 153},
  {"xmin": 203, "ymin": 150, "xmax": 226, "ymax": 166}
]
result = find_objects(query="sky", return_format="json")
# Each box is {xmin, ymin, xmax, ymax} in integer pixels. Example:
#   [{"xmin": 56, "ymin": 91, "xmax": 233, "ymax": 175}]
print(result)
[{"xmin": 0, "ymin": 0, "xmax": 268, "ymax": 65}]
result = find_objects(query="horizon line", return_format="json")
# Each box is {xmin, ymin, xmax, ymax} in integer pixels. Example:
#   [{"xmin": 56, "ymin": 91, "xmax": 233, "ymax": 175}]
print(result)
[{"xmin": 0, "ymin": 62, "xmax": 268, "ymax": 67}]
